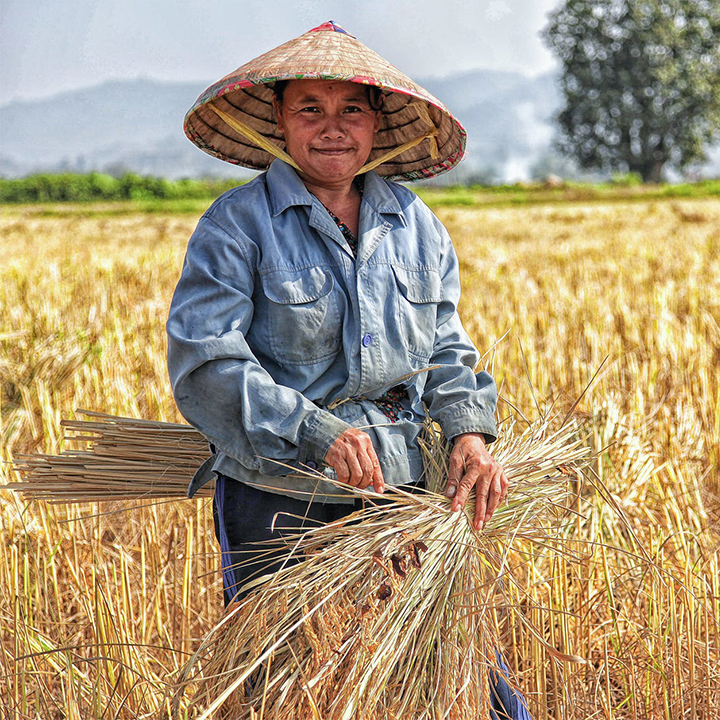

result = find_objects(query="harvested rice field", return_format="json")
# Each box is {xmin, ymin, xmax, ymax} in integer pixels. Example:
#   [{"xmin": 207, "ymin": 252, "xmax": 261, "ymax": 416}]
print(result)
[{"xmin": 1, "ymin": 191, "xmax": 719, "ymax": 718}]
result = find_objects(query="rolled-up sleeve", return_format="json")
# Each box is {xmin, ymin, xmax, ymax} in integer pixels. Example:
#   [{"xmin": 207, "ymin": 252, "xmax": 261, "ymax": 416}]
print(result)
[
  {"xmin": 420, "ymin": 219, "xmax": 498, "ymax": 443},
  {"xmin": 166, "ymin": 215, "xmax": 350, "ymax": 475}
]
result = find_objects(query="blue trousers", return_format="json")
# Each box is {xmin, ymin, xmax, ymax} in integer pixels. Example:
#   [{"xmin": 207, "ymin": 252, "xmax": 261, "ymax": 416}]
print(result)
[{"xmin": 213, "ymin": 474, "xmax": 532, "ymax": 720}]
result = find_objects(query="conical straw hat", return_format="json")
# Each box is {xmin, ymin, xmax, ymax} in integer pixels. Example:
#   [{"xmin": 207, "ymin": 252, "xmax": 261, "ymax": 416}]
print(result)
[{"xmin": 184, "ymin": 21, "xmax": 466, "ymax": 181}]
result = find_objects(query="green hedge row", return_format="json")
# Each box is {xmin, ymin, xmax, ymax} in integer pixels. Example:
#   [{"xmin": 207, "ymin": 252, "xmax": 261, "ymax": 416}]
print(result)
[
  {"xmin": 3, "ymin": 171, "xmax": 718, "ymax": 206},
  {"xmin": 0, "ymin": 172, "xmax": 244, "ymax": 203}
]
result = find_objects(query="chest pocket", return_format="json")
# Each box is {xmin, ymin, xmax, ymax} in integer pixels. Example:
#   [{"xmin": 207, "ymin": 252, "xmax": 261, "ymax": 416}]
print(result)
[
  {"xmin": 392, "ymin": 266, "xmax": 443, "ymax": 362},
  {"xmin": 262, "ymin": 267, "xmax": 342, "ymax": 364}
]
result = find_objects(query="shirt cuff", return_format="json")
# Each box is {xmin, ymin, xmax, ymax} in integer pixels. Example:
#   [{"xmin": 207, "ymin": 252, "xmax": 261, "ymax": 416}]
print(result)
[
  {"xmin": 300, "ymin": 409, "xmax": 353, "ymax": 465},
  {"xmin": 436, "ymin": 406, "xmax": 498, "ymax": 444}
]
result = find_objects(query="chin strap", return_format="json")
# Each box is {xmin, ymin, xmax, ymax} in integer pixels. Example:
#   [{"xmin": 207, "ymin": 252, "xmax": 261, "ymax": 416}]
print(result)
[
  {"xmin": 207, "ymin": 104, "xmax": 302, "ymax": 172},
  {"xmin": 206, "ymin": 99, "xmax": 439, "ymax": 176}
]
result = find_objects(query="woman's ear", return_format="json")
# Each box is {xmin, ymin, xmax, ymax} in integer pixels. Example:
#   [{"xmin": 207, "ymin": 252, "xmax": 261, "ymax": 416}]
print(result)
[
  {"xmin": 372, "ymin": 94, "xmax": 384, "ymax": 133},
  {"xmin": 373, "ymin": 109, "xmax": 382, "ymax": 134},
  {"xmin": 273, "ymin": 98, "xmax": 284, "ymax": 136}
]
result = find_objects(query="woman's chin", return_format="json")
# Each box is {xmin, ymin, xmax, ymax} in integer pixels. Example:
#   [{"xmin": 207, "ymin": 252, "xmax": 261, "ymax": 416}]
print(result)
[
  {"xmin": 303, "ymin": 152, "xmax": 366, "ymax": 181},
  {"xmin": 300, "ymin": 163, "xmax": 359, "ymax": 187}
]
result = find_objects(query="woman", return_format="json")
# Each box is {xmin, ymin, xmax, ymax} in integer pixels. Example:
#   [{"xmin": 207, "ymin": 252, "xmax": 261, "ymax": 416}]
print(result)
[{"xmin": 168, "ymin": 22, "xmax": 529, "ymax": 719}]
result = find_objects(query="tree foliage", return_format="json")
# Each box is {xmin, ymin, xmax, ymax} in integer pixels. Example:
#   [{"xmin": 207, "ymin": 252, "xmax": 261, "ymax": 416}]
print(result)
[{"xmin": 544, "ymin": 0, "xmax": 720, "ymax": 182}]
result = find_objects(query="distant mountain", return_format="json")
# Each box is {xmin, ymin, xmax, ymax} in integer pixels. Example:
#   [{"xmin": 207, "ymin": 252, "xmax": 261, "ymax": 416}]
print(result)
[
  {"xmin": 1, "ymin": 73, "xmax": 718, "ymax": 182},
  {"xmin": 0, "ymin": 78, "xmax": 245, "ymax": 179},
  {"xmin": 421, "ymin": 70, "xmax": 562, "ymax": 183}
]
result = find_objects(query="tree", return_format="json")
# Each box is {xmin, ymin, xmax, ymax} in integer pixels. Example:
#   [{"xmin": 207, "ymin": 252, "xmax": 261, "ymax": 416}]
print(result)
[{"xmin": 543, "ymin": 0, "xmax": 720, "ymax": 183}]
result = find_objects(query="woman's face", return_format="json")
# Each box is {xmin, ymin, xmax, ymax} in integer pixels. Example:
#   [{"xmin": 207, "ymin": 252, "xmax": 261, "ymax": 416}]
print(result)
[{"xmin": 274, "ymin": 79, "xmax": 381, "ymax": 189}]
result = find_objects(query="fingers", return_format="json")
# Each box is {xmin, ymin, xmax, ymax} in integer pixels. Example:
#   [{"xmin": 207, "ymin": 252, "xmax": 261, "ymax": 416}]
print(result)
[
  {"xmin": 473, "ymin": 468, "xmax": 492, "ymax": 531},
  {"xmin": 324, "ymin": 428, "xmax": 384, "ymax": 493},
  {"xmin": 451, "ymin": 462, "xmax": 480, "ymax": 514},
  {"xmin": 353, "ymin": 444, "xmax": 377, "ymax": 490},
  {"xmin": 332, "ymin": 456, "xmax": 352, "ymax": 485},
  {"xmin": 372, "ymin": 455, "xmax": 385, "ymax": 494},
  {"xmin": 448, "ymin": 434, "xmax": 509, "ymax": 531},
  {"xmin": 342, "ymin": 449, "xmax": 366, "ymax": 487},
  {"xmin": 482, "ymin": 466, "xmax": 509, "ymax": 523},
  {"xmin": 445, "ymin": 444, "xmax": 464, "ymax": 499},
  {"xmin": 468, "ymin": 463, "xmax": 509, "ymax": 530}
]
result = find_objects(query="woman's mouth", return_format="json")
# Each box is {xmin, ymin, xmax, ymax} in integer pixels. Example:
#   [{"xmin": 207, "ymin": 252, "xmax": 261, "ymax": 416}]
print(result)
[{"xmin": 312, "ymin": 148, "xmax": 353, "ymax": 155}]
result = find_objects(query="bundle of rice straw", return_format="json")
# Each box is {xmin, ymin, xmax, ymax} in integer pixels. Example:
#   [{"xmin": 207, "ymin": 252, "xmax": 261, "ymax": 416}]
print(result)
[
  {"xmin": 169, "ymin": 415, "xmax": 589, "ymax": 720},
  {"xmin": 8, "ymin": 411, "xmax": 210, "ymax": 501}
]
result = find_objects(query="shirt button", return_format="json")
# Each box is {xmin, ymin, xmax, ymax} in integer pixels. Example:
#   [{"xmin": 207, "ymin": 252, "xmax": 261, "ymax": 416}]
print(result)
[{"xmin": 362, "ymin": 333, "xmax": 373, "ymax": 348}]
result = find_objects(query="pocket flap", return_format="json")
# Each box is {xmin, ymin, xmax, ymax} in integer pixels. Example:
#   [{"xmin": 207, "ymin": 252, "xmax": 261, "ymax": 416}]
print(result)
[
  {"xmin": 263, "ymin": 267, "xmax": 334, "ymax": 305},
  {"xmin": 392, "ymin": 266, "xmax": 443, "ymax": 303}
]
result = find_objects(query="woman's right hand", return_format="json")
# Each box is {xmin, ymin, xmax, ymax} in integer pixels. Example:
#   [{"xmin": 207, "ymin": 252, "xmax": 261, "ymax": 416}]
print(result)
[{"xmin": 324, "ymin": 429, "xmax": 385, "ymax": 493}]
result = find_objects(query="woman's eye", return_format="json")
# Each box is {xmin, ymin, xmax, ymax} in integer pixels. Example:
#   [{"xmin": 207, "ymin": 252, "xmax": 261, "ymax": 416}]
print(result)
[
  {"xmin": 300, "ymin": 106, "xmax": 319, "ymax": 113},
  {"xmin": 344, "ymin": 105, "xmax": 363, "ymax": 113}
]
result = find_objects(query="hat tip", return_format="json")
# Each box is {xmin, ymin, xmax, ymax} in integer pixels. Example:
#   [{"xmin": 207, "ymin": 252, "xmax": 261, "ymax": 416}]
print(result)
[{"xmin": 310, "ymin": 20, "xmax": 354, "ymax": 37}]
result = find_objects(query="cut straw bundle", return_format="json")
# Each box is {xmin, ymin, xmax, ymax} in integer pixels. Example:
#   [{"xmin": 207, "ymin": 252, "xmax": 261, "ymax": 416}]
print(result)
[
  {"xmin": 8, "ymin": 410, "xmax": 211, "ymax": 501},
  {"xmin": 169, "ymin": 416, "xmax": 590, "ymax": 720}
]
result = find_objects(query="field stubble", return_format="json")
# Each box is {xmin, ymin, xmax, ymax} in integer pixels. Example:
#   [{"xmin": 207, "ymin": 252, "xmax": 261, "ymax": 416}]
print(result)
[{"xmin": 1, "ymin": 196, "xmax": 719, "ymax": 718}]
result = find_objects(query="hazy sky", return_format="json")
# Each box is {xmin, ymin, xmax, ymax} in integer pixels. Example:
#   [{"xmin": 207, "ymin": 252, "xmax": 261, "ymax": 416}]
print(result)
[{"xmin": 0, "ymin": 0, "xmax": 562, "ymax": 106}]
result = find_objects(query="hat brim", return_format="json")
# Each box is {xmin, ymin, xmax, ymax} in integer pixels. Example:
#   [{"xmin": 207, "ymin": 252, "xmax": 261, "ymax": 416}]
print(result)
[{"xmin": 184, "ymin": 26, "xmax": 466, "ymax": 181}]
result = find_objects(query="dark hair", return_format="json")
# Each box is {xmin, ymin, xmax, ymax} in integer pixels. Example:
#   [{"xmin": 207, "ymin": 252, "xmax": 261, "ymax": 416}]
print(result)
[{"xmin": 272, "ymin": 80, "xmax": 384, "ymax": 111}]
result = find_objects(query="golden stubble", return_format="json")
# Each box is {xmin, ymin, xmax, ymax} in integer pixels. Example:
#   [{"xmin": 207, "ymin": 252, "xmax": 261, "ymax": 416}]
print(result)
[{"xmin": 1, "ymin": 196, "xmax": 719, "ymax": 718}]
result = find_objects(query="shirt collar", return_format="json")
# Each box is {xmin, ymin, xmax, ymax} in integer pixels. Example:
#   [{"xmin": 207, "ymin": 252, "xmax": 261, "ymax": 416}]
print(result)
[{"xmin": 267, "ymin": 159, "xmax": 405, "ymax": 221}]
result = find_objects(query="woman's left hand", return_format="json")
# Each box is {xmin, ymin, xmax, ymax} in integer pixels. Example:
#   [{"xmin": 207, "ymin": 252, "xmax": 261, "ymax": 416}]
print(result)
[{"xmin": 445, "ymin": 433, "xmax": 508, "ymax": 531}]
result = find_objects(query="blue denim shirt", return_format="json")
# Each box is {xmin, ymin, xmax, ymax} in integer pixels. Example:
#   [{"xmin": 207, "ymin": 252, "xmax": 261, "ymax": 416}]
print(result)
[{"xmin": 167, "ymin": 160, "xmax": 497, "ymax": 502}]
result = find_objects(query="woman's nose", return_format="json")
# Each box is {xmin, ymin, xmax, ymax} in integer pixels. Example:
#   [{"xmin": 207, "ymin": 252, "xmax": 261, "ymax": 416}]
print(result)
[{"xmin": 319, "ymin": 114, "xmax": 346, "ymax": 138}]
